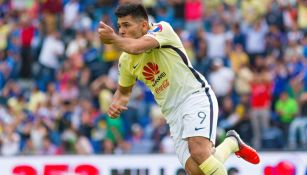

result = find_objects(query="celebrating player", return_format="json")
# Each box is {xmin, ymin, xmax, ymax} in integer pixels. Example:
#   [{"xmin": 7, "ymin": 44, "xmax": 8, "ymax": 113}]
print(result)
[{"xmin": 98, "ymin": 3, "xmax": 260, "ymax": 175}]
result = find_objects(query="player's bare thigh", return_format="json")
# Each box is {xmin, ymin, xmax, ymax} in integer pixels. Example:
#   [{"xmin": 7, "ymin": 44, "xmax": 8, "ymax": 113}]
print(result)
[
  {"xmin": 185, "ymin": 136, "xmax": 214, "ymax": 175},
  {"xmin": 185, "ymin": 157, "xmax": 204, "ymax": 175}
]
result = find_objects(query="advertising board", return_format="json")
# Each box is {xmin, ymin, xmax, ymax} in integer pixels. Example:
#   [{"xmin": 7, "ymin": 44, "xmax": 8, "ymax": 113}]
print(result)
[{"xmin": 1, "ymin": 152, "xmax": 306, "ymax": 175}]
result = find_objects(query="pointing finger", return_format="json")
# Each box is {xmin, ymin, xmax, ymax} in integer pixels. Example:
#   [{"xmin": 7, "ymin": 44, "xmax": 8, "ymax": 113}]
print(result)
[{"xmin": 99, "ymin": 21, "xmax": 108, "ymax": 28}]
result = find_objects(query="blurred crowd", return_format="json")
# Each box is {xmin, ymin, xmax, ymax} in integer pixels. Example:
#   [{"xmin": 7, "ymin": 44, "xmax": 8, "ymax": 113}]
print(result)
[{"xmin": 0, "ymin": 0, "xmax": 306, "ymax": 156}]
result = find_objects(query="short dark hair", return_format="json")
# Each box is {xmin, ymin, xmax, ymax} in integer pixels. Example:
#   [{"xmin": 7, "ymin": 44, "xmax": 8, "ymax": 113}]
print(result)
[{"xmin": 115, "ymin": 3, "xmax": 148, "ymax": 21}]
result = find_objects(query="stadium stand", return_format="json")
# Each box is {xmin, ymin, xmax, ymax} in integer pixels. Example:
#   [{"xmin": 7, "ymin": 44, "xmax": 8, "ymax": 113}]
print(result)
[{"xmin": 0, "ymin": 0, "xmax": 306, "ymax": 158}]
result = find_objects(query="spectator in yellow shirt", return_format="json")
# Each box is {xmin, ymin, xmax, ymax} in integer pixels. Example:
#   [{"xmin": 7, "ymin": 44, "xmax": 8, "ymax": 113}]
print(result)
[
  {"xmin": 298, "ymin": 0, "xmax": 307, "ymax": 31},
  {"xmin": 228, "ymin": 44, "xmax": 249, "ymax": 73},
  {"xmin": 241, "ymin": 0, "xmax": 268, "ymax": 24}
]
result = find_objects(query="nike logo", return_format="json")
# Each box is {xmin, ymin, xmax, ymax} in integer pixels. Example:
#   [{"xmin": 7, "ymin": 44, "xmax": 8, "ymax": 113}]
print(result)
[
  {"xmin": 195, "ymin": 127, "xmax": 205, "ymax": 131},
  {"xmin": 133, "ymin": 63, "xmax": 139, "ymax": 69}
]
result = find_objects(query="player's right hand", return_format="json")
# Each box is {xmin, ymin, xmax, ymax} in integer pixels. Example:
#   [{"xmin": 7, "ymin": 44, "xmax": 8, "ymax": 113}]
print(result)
[
  {"xmin": 108, "ymin": 103, "xmax": 128, "ymax": 118},
  {"xmin": 98, "ymin": 21, "xmax": 116, "ymax": 44}
]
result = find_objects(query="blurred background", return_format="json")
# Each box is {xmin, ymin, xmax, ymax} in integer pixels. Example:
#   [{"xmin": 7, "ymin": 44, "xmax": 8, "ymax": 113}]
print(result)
[{"xmin": 0, "ymin": 0, "xmax": 306, "ymax": 175}]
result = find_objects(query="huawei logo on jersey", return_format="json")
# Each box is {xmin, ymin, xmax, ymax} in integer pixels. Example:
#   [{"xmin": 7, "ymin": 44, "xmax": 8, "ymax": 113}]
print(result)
[
  {"xmin": 142, "ymin": 62, "xmax": 169, "ymax": 93},
  {"xmin": 142, "ymin": 62, "xmax": 160, "ymax": 82}
]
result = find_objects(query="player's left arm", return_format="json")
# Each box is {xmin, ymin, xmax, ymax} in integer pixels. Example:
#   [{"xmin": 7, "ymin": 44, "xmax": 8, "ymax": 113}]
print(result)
[{"xmin": 98, "ymin": 22, "xmax": 159, "ymax": 55}]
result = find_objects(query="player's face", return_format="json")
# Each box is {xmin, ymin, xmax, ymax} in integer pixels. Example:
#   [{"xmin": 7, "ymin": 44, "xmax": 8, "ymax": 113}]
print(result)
[{"xmin": 117, "ymin": 15, "xmax": 148, "ymax": 39}]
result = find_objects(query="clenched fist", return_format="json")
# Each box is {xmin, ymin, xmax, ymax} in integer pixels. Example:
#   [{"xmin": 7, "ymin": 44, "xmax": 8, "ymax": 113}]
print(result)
[{"xmin": 108, "ymin": 103, "xmax": 128, "ymax": 118}]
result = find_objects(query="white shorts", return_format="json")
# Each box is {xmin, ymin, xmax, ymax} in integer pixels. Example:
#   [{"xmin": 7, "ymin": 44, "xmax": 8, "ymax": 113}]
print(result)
[{"xmin": 167, "ymin": 87, "xmax": 219, "ymax": 167}]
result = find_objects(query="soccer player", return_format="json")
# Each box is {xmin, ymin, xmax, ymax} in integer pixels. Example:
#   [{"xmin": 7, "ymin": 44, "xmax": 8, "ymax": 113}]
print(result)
[{"xmin": 98, "ymin": 3, "xmax": 260, "ymax": 175}]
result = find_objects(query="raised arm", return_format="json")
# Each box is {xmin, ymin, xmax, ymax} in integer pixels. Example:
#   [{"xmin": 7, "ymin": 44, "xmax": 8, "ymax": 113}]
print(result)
[
  {"xmin": 98, "ymin": 22, "xmax": 159, "ymax": 55},
  {"xmin": 108, "ymin": 85, "xmax": 133, "ymax": 118}
]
